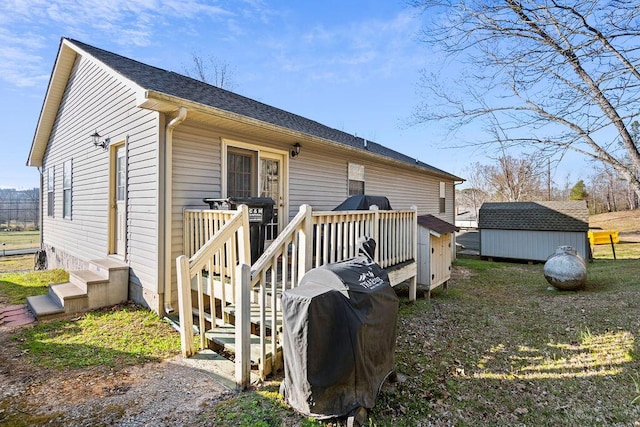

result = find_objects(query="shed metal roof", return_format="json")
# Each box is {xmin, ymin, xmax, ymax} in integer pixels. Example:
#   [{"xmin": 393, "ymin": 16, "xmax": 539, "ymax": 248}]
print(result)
[{"xmin": 478, "ymin": 201, "xmax": 589, "ymax": 232}]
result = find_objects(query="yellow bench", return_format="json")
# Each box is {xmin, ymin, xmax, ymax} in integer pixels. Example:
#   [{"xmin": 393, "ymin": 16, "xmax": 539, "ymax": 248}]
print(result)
[{"xmin": 588, "ymin": 230, "xmax": 619, "ymax": 246}]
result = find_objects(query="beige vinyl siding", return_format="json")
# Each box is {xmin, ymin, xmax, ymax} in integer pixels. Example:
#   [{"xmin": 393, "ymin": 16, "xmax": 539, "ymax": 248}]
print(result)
[
  {"xmin": 287, "ymin": 142, "xmax": 456, "ymax": 224},
  {"xmin": 168, "ymin": 123, "xmax": 222, "ymax": 306},
  {"xmin": 41, "ymin": 53, "xmax": 161, "ymax": 294},
  {"xmin": 289, "ymin": 145, "xmax": 347, "ymax": 214}
]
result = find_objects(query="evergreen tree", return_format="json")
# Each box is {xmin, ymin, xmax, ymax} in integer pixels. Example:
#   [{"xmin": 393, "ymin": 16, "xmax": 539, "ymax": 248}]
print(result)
[{"xmin": 569, "ymin": 180, "xmax": 588, "ymax": 201}]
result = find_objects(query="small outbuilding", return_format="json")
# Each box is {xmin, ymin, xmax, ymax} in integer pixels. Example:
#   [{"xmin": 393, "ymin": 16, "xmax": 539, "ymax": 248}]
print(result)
[
  {"xmin": 417, "ymin": 214, "xmax": 458, "ymax": 297},
  {"xmin": 478, "ymin": 201, "xmax": 589, "ymax": 262}
]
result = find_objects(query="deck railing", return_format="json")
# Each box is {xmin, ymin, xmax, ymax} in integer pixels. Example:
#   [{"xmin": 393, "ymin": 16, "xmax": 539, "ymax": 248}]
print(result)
[
  {"xmin": 176, "ymin": 205, "xmax": 252, "ymax": 387},
  {"xmin": 177, "ymin": 203, "xmax": 418, "ymax": 387}
]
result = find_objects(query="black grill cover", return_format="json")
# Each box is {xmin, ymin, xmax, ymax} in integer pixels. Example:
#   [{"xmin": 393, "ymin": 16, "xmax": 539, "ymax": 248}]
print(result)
[
  {"xmin": 280, "ymin": 254, "xmax": 398, "ymax": 419},
  {"xmin": 332, "ymin": 195, "xmax": 392, "ymax": 211}
]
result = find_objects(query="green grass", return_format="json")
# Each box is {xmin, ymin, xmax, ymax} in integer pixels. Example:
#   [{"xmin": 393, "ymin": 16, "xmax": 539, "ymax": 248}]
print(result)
[
  {"xmin": 0, "ymin": 230, "xmax": 40, "ymax": 250},
  {"xmin": 0, "ymin": 267, "xmax": 67, "ymax": 304},
  {"xmin": 12, "ymin": 304, "xmax": 181, "ymax": 369},
  {"xmin": 3, "ymin": 254, "xmax": 638, "ymax": 425},
  {"xmin": 201, "ymin": 383, "xmax": 322, "ymax": 427},
  {"xmin": 0, "ymin": 254, "xmax": 37, "ymax": 273},
  {"xmin": 364, "ymin": 258, "xmax": 640, "ymax": 426},
  {"xmin": 194, "ymin": 257, "xmax": 640, "ymax": 426}
]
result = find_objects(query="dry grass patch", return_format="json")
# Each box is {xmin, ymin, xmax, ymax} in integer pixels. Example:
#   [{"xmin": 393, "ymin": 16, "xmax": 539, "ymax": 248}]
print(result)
[{"xmin": 590, "ymin": 209, "xmax": 640, "ymax": 233}]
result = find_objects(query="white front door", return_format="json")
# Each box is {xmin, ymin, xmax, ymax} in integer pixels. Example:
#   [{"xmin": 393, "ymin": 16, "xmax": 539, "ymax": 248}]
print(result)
[{"xmin": 111, "ymin": 144, "xmax": 126, "ymax": 257}]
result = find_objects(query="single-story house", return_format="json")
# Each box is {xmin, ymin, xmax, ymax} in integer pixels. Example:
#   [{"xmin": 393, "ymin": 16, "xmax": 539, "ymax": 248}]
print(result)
[
  {"xmin": 478, "ymin": 201, "xmax": 590, "ymax": 262},
  {"xmin": 27, "ymin": 37, "xmax": 462, "ymax": 316}
]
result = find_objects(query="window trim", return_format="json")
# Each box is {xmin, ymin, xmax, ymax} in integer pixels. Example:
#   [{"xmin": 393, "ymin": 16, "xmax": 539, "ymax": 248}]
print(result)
[
  {"xmin": 63, "ymin": 159, "xmax": 72, "ymax": 219},
  {"xmin": 348, "ymin": 163, "xmax": 365, "ymax": 197},
  {"xmin": 47, "ymin": 166, "xmax": 54, "ymax": 217}
]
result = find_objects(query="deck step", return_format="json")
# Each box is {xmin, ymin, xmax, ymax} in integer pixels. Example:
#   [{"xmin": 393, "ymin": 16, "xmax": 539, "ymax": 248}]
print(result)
[
  {"xmin": 205, "ymin": 325, "xmax": 278, "ymax": 364},
  {"xmin": 222, "ymin": 303, "xmax": 282, "ymax": 331}
]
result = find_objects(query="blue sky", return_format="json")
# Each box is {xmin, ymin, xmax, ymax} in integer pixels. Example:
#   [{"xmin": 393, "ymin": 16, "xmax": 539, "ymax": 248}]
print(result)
[{"xmin": 0, "ymin": 0, "xmax": 587, "ymax": 189}]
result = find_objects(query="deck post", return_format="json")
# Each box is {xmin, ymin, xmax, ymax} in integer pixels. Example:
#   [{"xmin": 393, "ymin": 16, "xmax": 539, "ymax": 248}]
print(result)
[
  {"xmin": 237, "ymin": 205, "xmax": 251, "ymax": 266},
  {"xmin": 176, "ymin": 255, "xmax": 195, "ymax": 357},
  {"xmin": 409, "ymin": 205, "xmax": 418, "ymax": 301},
  {"xmin": 235, "ymin": 263, "xmax": 251, "ymax": 390},
  {"xmin": 370, "ymin": 205, "xmax": 380, "ymax": 264},
  {"xmin": 298, "ymin": 204, "xmax": 313, "ymax": 283}
]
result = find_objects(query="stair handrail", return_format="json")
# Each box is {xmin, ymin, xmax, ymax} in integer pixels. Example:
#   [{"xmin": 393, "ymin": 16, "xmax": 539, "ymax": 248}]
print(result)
[
  {"xmin": 248, "ymin": 204, "xmax": 312, "ymax": 378},
  {"xmin": 176, "ymin": 205, "xmax": 251, "ymax": 359},
  {"xmin": 250, "ymin": 204, "xmax": 313, "ymax": 285}
]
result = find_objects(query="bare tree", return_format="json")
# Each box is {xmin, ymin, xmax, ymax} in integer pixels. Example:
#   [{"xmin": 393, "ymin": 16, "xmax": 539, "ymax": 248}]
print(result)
[
  {"xmin": 458, "ymin": 161, "xmax": 493, "ymax": 217},
  {"xmin": 183, "ymin": 53, "xmax": 237, "ymax": 91},
  {"xmin": 460, "ymin": 152, "xmax": 547, "ymax": 204},
  {"xmin": 410, "ymin": 0, "xmax": 640, "ymax": 201},
  {"xmin": 588, "ymin": 162, "xmax": 638, "ymax": 213}
]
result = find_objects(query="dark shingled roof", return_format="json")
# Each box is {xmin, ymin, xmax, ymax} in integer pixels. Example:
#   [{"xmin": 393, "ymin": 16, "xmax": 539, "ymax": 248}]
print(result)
[
  {"xmin": 478, "ymin": 201, "xmax": 589, "ymax": 232},
  {"xmin": 67, "ymin": 38, "xmax": 461, "ymax": 181},
  {"xmin": 417, "ymin": 214, "xmax": 459, "ymax": 234}
]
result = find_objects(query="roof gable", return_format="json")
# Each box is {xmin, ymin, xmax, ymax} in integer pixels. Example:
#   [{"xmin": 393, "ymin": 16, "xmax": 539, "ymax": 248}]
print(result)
[
  {"xmin": 28, "ymin": 37, "xmax": 461, "ymax": 180},
  {"xmin": 478, "ymin": 201, "xmax": 589, "ymax": 232}
]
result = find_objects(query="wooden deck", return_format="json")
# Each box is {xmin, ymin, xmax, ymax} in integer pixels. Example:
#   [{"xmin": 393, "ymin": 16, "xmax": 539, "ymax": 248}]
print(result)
[{"xmin": 176, "ymin": 204, "xmax": 418, "ymax": 388}]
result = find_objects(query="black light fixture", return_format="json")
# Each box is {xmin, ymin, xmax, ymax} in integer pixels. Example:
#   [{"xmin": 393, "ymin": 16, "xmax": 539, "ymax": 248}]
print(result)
[
  {"xmin": 91, "ymin": 130, "xmax": 110, "ymax": 150},
  {"xmin": 290, "ymin": 142, "xmax": 301, "ymax": 158}
]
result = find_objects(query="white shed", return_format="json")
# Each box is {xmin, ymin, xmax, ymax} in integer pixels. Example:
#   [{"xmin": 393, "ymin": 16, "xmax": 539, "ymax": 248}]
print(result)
[
  {"xmin": 478, "ymin": 201, "xmax": 590, "ymax": 262},
  {"xmin": 417, "ymin": 215, "xmax": 459, "ymax": 298}
]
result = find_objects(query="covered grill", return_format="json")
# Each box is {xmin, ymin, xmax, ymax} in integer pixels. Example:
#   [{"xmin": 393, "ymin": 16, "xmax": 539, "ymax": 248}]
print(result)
[{"xmin": 280, "ymin": 238, "xmax": 398, "ymax": 421}]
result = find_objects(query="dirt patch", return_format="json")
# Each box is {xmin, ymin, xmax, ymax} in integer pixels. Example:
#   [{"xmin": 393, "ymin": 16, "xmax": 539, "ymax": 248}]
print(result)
[{"xmin": 0, "ymin": 320, "xmax": 235, "ymax": 426}]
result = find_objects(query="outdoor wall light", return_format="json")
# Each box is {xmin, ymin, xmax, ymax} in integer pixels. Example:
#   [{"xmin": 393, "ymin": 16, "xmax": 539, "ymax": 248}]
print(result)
[
  {"xmin": 290, "ymin": 142, "xmax": 301, "ymax": 158},
  {"xmin": 91, "ymin": 130, "xmax": 110, "ymax": 150}
]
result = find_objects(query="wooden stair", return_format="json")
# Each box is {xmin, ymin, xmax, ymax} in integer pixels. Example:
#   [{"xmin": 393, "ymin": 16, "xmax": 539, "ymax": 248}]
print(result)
[{"xmin": 27, "ymin": 258, "xmax": 129, "ymax": 320}]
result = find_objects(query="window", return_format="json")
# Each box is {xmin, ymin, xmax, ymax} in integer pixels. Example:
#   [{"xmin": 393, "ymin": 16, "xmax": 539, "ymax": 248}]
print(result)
[
  {"xmin": 348, "ymin": 180, "xmax": 365, "ymax": 196},
  {"xmin": 47, "ymin": 167, "xmax": 54, "ymax": 217},
  {"xmin": 348, "ymin": 163, "xmax": 365, "ymax": 196},
  {"xmin": 227, "ymin": 148, "xmax": 257, "ymax": 198},
  {"xmin": 63, "ymin": 160, "xmax": 72, "ymax": 219},
  {"xmin": 439, "ymin": 182, "xmax": 446, "ymax": 214}
]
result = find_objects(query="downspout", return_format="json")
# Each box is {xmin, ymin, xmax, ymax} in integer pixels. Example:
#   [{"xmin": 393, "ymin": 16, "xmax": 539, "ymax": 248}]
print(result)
[
  {"xmin": 163, "ymin": 107, "xmax": 187, "ymax": 314},
  {"xmin": 37, "ymin": 167, "xmax": 43, "ymax": 248}
]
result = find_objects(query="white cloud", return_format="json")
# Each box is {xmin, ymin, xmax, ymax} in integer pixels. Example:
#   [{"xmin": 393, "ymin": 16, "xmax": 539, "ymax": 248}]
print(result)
[{"xmin": 0, "ymin": 0, "xmax": 238, "ymax": 87}]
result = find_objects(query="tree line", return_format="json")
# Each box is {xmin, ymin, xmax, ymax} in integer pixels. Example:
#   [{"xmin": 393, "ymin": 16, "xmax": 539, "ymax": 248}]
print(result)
[
  {"xmin": 0, "ymin": 188, "xmax": 39, "ymax": 230},
  {"xmin": 457, "ymin": 153, "xmax": 639, "ymax": 218}
]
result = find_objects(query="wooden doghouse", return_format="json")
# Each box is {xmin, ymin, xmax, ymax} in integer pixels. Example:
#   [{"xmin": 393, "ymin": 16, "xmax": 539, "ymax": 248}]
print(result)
[{"xmin": 417, "ymin": 215, "xmax": 458, "ymax": 298}]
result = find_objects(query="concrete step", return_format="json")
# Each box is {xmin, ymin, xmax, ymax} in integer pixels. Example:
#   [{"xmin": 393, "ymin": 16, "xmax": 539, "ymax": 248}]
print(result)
[
  {"xmin": 26, "ymin": 294, "xmax": 65, "ymax": 320},
  {"xmin": 50, "ymin": 282, "xmax": 88, "ymax": 313},
  {"xmin": 69, "ymin": 270, "xmax": 109, "ymax": 293},
  {"xmin": 174, "ymin": 349, "xmax": 260, "ymax": 389}
]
